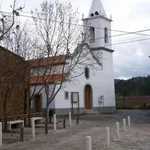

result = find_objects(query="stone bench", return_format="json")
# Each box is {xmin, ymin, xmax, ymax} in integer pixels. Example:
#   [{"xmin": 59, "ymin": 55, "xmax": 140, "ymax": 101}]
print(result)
[
  {"xmin": 7, "ymin": 120, "xmax": 24, "ymax": 131},
  {"xmin": 31, "ymin": 117, "xmax": 42, "ymax": 127}
]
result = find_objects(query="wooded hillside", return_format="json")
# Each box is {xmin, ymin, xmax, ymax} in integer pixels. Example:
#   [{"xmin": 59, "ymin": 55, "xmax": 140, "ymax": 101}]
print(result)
[{"xmin": 115, "ymin": 76, "xmax": 150, "ymax": 96}]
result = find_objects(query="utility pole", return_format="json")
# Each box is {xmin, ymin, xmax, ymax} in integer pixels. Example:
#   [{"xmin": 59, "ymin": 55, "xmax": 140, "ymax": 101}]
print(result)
[{"xmin": 122, "ymin": 89, "xmax": 126, "ymax": 109}]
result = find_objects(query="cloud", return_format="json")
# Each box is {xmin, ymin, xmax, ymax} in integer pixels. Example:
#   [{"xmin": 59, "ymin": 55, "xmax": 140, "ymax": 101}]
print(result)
[
  {"xmin": 2, "ymin": 0, "xmax": 150, "ymax": 78},
  {"xmin": 102, "ymin": 0, "xmax": 150, "ymax": 78}
]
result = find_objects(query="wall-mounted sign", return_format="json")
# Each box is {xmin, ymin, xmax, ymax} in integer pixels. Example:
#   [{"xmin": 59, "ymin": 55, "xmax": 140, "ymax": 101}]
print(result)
[
  {"xmin": 98, "ymin": 95, "xmax": 104, "ymax": 103},
  {"xmin": 71, "ymin": 92, "xmax": 79, "ymax": 103}
]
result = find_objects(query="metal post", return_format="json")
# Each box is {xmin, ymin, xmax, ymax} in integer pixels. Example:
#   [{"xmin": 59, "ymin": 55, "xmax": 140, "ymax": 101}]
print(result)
[
  {"xmin": 20, "ymin": 127, "xmax": 24, "ymax": 142},
  {"xmin": 76, "ymin": 115, "xmax": 79, "ymax": 125},
  {"xmin": 2, "ymin": 122, "xmax": 4, "ymax": 131},
  {"xmin": 116, "ymin": 122, "xmax": 120, "ymax": 139},
  {"xmin": 123, "ymin": 89, "xmax": 126, "ymax": 109},
  {"xmin": 0, "ymin": 122, "xmax": 2, "ymax": 147},
  {"xmin": 106, "ymin": 127, "xmax": 110, "ymax": 147},
  {"xmin": 86, "ymin": 136, "xmax": 92, "ymax": 150},
  {"xmin": 63, "ymin": 119, "xmax": 66, "ymax": 128},
  {"xmin": 123, "ymin": 96, "xmax": 125, "ymax": 108}
]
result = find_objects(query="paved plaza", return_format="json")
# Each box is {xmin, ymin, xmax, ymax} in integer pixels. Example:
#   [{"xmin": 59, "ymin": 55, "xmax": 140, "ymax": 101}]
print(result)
[{"xmin": 2, "ymin": 110, "xmax": 150, "ymax": 150}]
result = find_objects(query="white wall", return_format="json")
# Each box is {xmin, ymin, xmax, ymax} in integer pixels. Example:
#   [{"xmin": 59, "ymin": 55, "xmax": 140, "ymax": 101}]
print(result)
[
  {"xmin": 54, "ymin": 49, "xmax": 115, "ymax": 109},
  {"xmin": 31, "ymin": 64, "xmax": 68, "ymax": 76},
  {"xmin": 55, "ymin": 82, "xmax": 84, "ymax": 109},
  {"xmin": 92, "ymin": 50, "xmax": 115, "ymax": 107},
  {"xmin": 30, "ymin": 13, "xmax": 115, "ymax": 111},
  {"xmin": 30, "ymin": 84, "xmax": 55, "ymax": 109},
  {"xmin": 30, "ymin": 48, "xmax": 115, "ymax": 111},
  {"xmin": 83, "ymin": 16, "xmax": 112, "ymax": 49}
]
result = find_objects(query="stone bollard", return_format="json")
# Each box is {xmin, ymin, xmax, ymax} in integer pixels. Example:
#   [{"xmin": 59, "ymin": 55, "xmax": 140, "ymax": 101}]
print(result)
[
  {"xmin": 106, "ymin": 127, "xmax": 110, "ymax": 147},
  {"xmin": 116, "ymin": 122, "xmax": 120, "ymax": 139},
  {"xmin": 127, "ymin": 116, "xmax": 131, "ymax": 127},
  {"xmin": 123, "ymin": 119, "xmax": 126, "ymax": 131},
  {"xmin": 0, "ymin": 122, "xmax": 2, "ymax": 147},
  {"xmin": 69, "ymin": 112, "xmax": 72, "ymax": 126},
  {"xmin": 86, "ymin": 136, "xmax": 92, "ymax": 150},
  {"xmin": 31, "ymin": 118, "xmax": 35, "ymax": 138},
  {"xmin": 53, "ymin": 114, "xmax": 57, "ymax": 131},
  {"xmin": 2, "ymin": 122, "xmax": 4, "ymax": 131}
]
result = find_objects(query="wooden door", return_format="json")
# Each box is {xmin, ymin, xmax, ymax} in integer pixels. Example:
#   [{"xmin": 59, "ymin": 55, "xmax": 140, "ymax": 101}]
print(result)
[
  {"xmin": 35, "ymin": 95, "xmax": 41, "ymax": 112},
  {"xmin": 85, "ymin": 85, "xmax": 91, "ymax": 110}
]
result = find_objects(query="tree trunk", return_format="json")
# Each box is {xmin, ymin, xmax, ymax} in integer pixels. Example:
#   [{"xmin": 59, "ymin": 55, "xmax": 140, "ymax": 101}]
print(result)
[
  {"xmin": 28, "ymin": 100, "xmax": 31, "ymax": 127},
  {"xmin": 24, "ymin": 89, "xmax": 27, "ymax": 126},
  {"xmin": 46, "ymin": 104, "xmax": 49, "ymax": 123},
  {"xmin": 27, "ymin": 87, "xmax": 32, "ymax": 127},
  {"xmin": 3, "ymin": 96, "xmax": 7, "ymax": 132},
  {"xmin": 3, "ymin": 106, "xmax": 7, "ymax": 132},
  {"xmin": 45, "ymin": 103, "xmax": 49, "ymax": 134}
]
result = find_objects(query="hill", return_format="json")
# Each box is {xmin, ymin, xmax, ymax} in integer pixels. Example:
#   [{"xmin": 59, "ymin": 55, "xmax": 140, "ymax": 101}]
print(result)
[{"xmin": 115, "ymin": 76, "xmax": 150, "ymax": 96}]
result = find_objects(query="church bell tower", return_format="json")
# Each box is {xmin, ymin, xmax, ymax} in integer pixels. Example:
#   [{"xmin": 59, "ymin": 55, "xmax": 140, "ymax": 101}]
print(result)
[{"xmin": 82, "ymin": 0, "xmax": 112, "ymax": 49}]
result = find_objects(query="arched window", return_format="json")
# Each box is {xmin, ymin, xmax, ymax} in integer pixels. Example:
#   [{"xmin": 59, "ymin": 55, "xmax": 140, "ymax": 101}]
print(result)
[
  {"xmin": 90, "ymin": 27, "xmax": 95, "ymax": 43},
  {"xmin": 95, "ymin": 11, "xmax": 99, "ymax": 16},
  {"xmin": 90, "ymin": 13, "xmax": 94, "ymax": 17},
  {"xmin": 85, "ymin": 67, "xmax": 90, "ymax": 79},
  {"xmin": 104, "ymin": 27, "xmax": 108, "ymax": 43}
]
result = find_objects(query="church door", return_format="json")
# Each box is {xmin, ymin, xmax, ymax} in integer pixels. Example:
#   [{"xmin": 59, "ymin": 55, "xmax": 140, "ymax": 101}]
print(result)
[{"xmin": 84, "ymin": 85, "xmax": 92, "ymax": 110}]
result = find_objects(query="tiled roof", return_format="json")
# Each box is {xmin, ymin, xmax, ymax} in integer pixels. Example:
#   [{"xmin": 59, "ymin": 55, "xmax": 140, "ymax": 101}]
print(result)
[
  {"xmin": 30, "ymin": 73, "xmax": 68, "ymax": 84},
  {"xmin": 27, "ymin": 55, "xmax": 66, "ymax": 68}
]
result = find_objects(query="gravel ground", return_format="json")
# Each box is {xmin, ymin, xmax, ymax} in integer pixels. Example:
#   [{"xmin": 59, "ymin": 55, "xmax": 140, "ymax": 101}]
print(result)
[{"xmin": 2, "ymin": 110, "xmax": 150, "ymax": 150}]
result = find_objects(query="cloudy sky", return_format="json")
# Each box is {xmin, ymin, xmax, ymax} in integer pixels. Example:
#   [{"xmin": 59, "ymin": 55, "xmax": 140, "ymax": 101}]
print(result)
[{"xmin": 1, "ymin": 0, "xmax": 150, "ymax": 79}]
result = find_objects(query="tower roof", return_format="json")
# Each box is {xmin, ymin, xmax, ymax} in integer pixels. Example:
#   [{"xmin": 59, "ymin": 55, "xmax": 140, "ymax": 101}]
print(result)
[{"xmin": 88, "ymin": 0, "xmax": 106, "ymax": 17}]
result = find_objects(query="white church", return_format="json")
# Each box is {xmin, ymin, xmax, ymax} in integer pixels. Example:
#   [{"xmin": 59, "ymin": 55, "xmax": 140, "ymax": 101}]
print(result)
[{"xmin": 30, "ymin": 0, "xmax": 116, "ymax": 115}]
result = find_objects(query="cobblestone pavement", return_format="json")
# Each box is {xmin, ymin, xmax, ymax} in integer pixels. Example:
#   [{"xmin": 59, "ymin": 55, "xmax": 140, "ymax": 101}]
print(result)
[{"xmin": 2, "ymin": 110, "xmax": 150, "ymax": 150}]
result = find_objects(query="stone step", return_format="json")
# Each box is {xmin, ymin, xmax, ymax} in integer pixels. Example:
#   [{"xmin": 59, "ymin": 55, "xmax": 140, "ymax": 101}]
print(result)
[{"xmin": 84, "ymin": 110, "xmax": 99, "ymax": 115}]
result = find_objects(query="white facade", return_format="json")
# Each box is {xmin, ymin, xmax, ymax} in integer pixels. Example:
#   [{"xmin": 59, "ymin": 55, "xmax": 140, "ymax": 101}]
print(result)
[
  {"xmin": 31, "ymin": 0, "xmax": 116, "ymax": 115},
  {"xmin": 54, "ymin": 50, "xmax": 115, "ymax": 113}
]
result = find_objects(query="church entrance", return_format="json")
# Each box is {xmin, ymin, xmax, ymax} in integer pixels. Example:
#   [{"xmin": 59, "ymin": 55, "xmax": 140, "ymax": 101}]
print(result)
[{"xmin": 84, "ymin": 85, "xmax": 92, "ymax": 110}]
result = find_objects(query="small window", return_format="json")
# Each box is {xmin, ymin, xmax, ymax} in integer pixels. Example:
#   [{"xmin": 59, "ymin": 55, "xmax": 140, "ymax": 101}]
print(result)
[
  {"xmin": 85, "ymin": 67, "xmax": 90, "ymax": 79},
  {"xmin": 90, "ymin": 13, "xmax": 94, "ymax": 17},
  {"xmin": 90, "ymin": 27, "xmax": 95, "ymax": 43},
  {"xmin": 95, "ymin": 11, "xmax": 99, "ymax": 15},
  {"xmin": 104, "ymin": 27, "xmax": 108, "ymax": 43},
  {"xmin": 64, "ymin": 91, "xmax": 69, "ymax": 100}
]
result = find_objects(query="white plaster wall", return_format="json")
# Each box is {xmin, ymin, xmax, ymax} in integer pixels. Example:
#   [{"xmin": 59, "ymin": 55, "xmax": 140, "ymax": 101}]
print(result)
[
  {"xmin": 30, "ymin": 15, "xmax": 115, "ymax": 110},
  {"xmin": 91, "ymin": 51, "xmax": 115, "ymax": 107},
  {"xmin": 54, "ymin": 49, "xmax": 115, "ymax": 110},
  {"xmin": 30, "ymin": 85, "xmax": 55, "ymax": 109},
  {"xmin": 54, "ymin": 81, "xmax": 84, "ymax": 109},
  {"xmin": 31, "ymin": 64, "xmax": 68, "ymax": 76},
  {"xmin": 30, "ymin": 49, "xmax": 115, "ymax": 111},
  {"xmin": 83, "ymin": 16, "xmax": 112, "ymax": 49}
]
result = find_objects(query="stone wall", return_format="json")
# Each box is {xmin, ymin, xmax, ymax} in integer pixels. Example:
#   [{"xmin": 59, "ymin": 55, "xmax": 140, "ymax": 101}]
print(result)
[
  {"xmin": 116, "ymin": 96, "xmax": 150, "ymax": 109},
  {"xmin": 0, "ymin": 46, "xmax": 28, "ymax": 118}
]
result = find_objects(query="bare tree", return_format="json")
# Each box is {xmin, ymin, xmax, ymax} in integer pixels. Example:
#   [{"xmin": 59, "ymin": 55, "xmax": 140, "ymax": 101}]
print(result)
[
  {"xmin": 30, "ymin": 0, "xmax": 102, "ymax": 133},
  {"xmin": 3, "ymin": 23, "xmax": 47, "ymax": 126},
  {"xmin": 0, "ymin": 0, "xmax": 27, "ymax": 131},
  {"xmin": 0, "ymin": 0, "xmax": 23, "ymax": 41}
]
